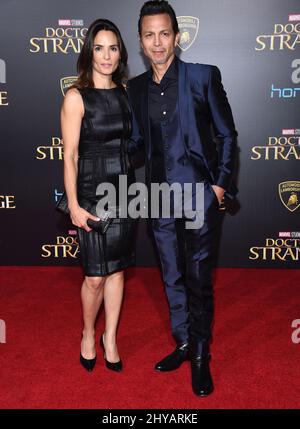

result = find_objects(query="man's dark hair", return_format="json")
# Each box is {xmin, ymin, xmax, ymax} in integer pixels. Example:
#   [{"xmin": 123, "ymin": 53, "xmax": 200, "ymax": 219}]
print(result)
[{"xmin": 138, "ymin": 1, "xmax": 179, "ymax": 35}]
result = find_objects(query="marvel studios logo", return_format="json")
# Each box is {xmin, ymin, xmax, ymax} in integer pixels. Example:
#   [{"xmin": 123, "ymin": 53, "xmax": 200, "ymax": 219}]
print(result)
[
  {"xmin": 58, "ymin": 19, "xmax": 84, "ymax": 26},
  {"xmin": 289, "ymin": 14, "xmax": 300, "ymax": 22},
  {"xmin": 282, "ymin": 129, "xmax": 300, "ymax": 135},
  {"xmin": 279, "ymin": 232, "xmax": 300, "ymax": 238}
]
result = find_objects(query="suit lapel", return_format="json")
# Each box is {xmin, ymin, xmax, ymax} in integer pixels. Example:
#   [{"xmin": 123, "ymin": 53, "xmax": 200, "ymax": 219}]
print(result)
[
  {"xmin": 139, "ymin": 73, "xmax": 151, "ymax": 160},
  {"xmin": 178, "ymin": 59, "xmax": 212, "ymax": 179},
  {"xmin": 178, "ymin": 59, "xmax": 190, "ymax": 156}
]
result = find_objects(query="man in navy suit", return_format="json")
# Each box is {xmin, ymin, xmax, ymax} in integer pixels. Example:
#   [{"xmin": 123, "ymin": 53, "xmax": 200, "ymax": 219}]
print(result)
[{"xmin": 127, "ymin": 0, "xmax": 238, "ymax": 396}]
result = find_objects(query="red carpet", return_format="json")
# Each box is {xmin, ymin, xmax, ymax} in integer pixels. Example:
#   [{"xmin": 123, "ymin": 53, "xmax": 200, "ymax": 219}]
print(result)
[{"xmin": 0, "ymin": 266, "xmax": 299, "ymax": 409}]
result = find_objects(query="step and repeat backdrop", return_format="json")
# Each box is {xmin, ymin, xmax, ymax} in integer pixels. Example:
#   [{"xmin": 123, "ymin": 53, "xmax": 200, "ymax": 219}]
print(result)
[{"xmin": 0, "ymin": 0, "xmax": 299, "ymax": 268}]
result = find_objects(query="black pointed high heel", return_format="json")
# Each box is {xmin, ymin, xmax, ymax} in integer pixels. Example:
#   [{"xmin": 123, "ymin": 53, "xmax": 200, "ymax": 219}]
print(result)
[
  {"xmin": 100, "ymin": 334, "xmax": 123, "ymax": 372},
  {"xmin": 80, "ymin": 352, "xmax": 97, "ymax": 372},
  {"xmin": 80, "ymin": 334, "xmax": 96, "ymax": 372}
]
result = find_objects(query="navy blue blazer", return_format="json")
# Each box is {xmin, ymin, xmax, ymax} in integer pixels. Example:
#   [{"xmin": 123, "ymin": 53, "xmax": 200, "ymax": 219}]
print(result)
[{"xmin": 127, "ymin": 57, "xmax": 238, "ymax": 199}]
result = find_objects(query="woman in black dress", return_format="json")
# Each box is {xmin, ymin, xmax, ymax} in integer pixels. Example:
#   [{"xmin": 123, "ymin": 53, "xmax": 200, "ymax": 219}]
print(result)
[{"xmin": 61, "ymin": 19, "xmax": 136, "ymax": 372}]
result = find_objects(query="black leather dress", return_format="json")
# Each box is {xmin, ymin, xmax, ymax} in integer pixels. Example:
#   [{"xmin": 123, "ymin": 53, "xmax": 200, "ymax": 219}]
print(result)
[{"xmin": 76, "ymin": 86, "xmax": 136, "ymax": 276}]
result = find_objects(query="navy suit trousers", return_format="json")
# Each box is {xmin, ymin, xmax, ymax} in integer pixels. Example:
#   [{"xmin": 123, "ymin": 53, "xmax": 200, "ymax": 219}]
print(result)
[{"xmin": 151, "ymin": 181, "xmax": 222, "ymax": 354}]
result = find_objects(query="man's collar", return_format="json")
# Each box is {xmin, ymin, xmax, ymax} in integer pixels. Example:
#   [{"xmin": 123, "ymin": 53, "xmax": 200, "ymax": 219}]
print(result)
[{"xmin": 147, "ymin": 55, "xmax": 178, "ymax": 83}]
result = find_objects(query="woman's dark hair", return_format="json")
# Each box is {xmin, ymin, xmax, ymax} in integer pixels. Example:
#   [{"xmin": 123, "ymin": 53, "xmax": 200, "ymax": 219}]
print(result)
[
  {"xmin": 72, "ymin": 19, "xmax": 128, "ymax": 88},
  {"xmin": 138, "ymin": 1, "xmax": 179, "ymax": 35}
]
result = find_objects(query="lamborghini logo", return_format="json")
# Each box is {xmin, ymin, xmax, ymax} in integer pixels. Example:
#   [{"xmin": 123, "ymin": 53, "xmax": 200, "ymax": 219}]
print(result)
[
  {"xmin": 60, "ymin": 76, "xmax": 77, "ymax": 96},
  {"xmin": 177, "ymin": 16, "xmax": 199, "ymax": 51},
  {"xmin": 279, "ymin": 181, "xmax": 300, "ymax": 212}
]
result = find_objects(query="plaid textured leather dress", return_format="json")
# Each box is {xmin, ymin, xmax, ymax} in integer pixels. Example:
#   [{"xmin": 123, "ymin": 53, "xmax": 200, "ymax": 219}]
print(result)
[{"xmin": 76, "ymin": 86, "xmax": 137, "ymax": 276}]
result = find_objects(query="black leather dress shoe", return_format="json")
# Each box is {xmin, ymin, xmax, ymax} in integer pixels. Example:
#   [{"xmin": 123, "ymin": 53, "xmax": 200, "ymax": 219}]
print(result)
[
  {"xmin": 80, "ymin": 353, "xmax": 97, "ymax": 372},
  {"xmin": 191, "ymin": 354, "xmax": 214, "ymax": 396},
  {"xmin": 155, "ymin": 342, "xmax": 189, "ymax": 372}
]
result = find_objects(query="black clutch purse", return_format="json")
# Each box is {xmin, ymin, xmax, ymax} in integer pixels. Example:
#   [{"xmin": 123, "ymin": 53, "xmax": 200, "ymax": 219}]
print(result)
[{"xmin": 55, "ymin": 192, "xmax": 114, "ymax": 234}]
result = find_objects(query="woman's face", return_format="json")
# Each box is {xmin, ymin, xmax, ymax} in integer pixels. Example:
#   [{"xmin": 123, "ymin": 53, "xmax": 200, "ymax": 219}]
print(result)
[{"xmin": 92, "ymin": 30, "xmax": 121, "ymax": 77}]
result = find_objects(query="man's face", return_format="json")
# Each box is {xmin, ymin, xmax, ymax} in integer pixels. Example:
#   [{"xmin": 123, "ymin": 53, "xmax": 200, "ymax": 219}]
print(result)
[{"xmin": 140, "ymin": 13, "xmax": 180, "ymax": 65}]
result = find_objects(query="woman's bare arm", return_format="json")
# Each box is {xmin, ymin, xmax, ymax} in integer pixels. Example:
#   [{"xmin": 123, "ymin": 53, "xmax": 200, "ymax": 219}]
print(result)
[{"xmin": 60, "ymin": 88, "xmax": 99, "ymax": 231}]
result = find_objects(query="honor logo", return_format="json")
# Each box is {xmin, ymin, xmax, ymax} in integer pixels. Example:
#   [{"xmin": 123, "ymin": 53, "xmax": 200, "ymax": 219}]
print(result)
[
  {"xmin": 270, "ymin": 60, "xmax": 300, "ymax": 98},
  {"xmin": 271, "ymin": 59, "xmax": 300, "ymax": 98},
  {"xmin": 270, "ymin": 83, "xmax": 300, "ymax": 98},
  {"xmin": 291, "ymin": 319, "xmax": 300, "ymax": 344}
]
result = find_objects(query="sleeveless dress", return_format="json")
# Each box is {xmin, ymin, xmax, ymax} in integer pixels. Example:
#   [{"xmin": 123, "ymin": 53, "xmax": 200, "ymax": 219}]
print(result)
[{"xmin": 76, "ymin": 86, "xmax": 136, "ymax": 276}]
